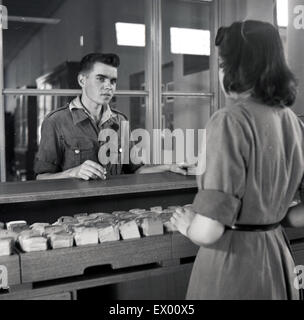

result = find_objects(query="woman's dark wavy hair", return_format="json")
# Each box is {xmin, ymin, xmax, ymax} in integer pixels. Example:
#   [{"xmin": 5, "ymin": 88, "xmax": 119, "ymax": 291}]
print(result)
[{"xmin": 215, "ymin": 20, "xmax": 297, "ymax": 107}]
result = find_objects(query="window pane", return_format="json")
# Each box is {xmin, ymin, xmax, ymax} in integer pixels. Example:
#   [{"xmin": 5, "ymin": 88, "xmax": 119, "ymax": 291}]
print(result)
[
  {"xmin": 5, "ymin": 95, "xmax": 147, "ymax": 181},
  {"xmin": 161, "ymin": 96, "xmax": 210, "ymax": 164},
  {"xmin": 162, "ymin": 0, "xmax": 212, "ymax": 92},
  {"xmin": 162, "ymin": 96, "xmax": 210, "ymax": 130},
  {"xmin": 4, "ymin": 0, "xmax": 147, "ymax": 94},
  {"xmin": 277, "ymin": 0, "xmax": 288, "ymax": 27},
  {"xmin": 112, "ymin": 96, "xmax": 147, "ymax": 131},
  {"xmin": 5, "ymin": 95, "xmax": 38, "ymax": 181}
]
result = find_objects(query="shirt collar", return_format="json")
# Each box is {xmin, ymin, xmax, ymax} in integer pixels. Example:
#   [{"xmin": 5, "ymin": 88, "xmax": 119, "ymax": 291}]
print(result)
[{"xmin": 69, "ymin": 96, "xmax": 115, "ymax": 126}]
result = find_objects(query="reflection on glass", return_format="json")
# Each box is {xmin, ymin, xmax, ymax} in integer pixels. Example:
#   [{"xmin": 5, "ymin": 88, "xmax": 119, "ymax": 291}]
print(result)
[
  {"xmin": 4, "ymin": 0, "xmax": 146, "ymax": 92},
  {"xmin": 170, "ymin": 27, "xmax": 210, "ymax": 56},
  {"xmin": 276, "ymin": 0, "xmax": 288, "ymax": 59},
  {"xmin": 162, "ymin": 0, "xmax": 211, "ymax": 92},
  {"xmin": 277, "ymin": 0, "xmax": 288, "ymax": 27},
  {"xmin": 161, "ymin": 96, "xmax": 210, "ymax": 164},
  {"xmin": 115, "ymin": 23, "xmax": 146, "ymax": 47}
]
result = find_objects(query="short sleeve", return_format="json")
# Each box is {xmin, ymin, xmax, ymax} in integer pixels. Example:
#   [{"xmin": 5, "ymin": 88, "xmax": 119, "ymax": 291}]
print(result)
[
  {"xmin": 34, "ymin": 118, "xmax": 63, "ymax": 174},
  {"xmin": 193, "ymin": 111, "xmax": 249, "ymax": 227}
]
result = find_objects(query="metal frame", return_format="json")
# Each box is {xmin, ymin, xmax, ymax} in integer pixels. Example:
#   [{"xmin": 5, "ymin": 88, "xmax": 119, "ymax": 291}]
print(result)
[
  {"xmin": 3, "ymin": 89, "xmax": 149, "ymax": 97},
  {"xmin": 152, "ymin": 0, "xmax": 163, "ymax": 164},
  {"xmin": 210, "ymin": 0, "xmax": 221, "ymax": 115},
  {"xmin": 145, "ymin": 0, "xmax": 154, "ymax": 138},
  {"xmin": 145, "ymin": 0, "xmax": 163, "ymax": 164},
  {"xmin": 0, "ymin": 20, "xmax": 5, "ymax": 182},
  {"xmin": 0, "ymin": 0, "xmax": 220, "ymax": 182},
  {"xmin": 162, "ymin": 92, "xmax": 213, "ymax": 98},
  {"xmin": 0, "ymin": 0, "xmax": 5, "ymax": 182},
  {"xmin": 8, "ymin": 16, "xmax": 60, "ymax": 24}
]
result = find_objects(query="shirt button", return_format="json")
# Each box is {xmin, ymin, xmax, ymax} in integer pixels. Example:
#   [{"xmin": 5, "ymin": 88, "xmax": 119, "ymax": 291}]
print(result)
[{"xmin": 75, "ymin": 149, "xmax": 80, "ymax": 154}]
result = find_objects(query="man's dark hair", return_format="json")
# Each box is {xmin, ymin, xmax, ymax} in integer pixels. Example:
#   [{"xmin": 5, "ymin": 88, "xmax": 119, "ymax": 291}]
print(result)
[
  {"xmin": 79, "ymin": 53, "xmax": 120, "ymax": 75},
  {"xmin": 215, "ymin": 20, "xmax": 297, "ymax": 107}
]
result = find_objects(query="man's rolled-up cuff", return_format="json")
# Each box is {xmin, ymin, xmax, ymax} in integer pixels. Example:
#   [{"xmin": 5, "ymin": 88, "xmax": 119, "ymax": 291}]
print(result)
[{"xmin": 192, "ymin": 189, "xmax": 241, "ymax": 227}]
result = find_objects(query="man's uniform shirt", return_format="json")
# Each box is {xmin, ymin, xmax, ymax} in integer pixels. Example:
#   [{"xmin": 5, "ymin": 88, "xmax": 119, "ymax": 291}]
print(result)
[{"xmin": 34, "ymin": 96, "xmax": 142, "ymax": 176}]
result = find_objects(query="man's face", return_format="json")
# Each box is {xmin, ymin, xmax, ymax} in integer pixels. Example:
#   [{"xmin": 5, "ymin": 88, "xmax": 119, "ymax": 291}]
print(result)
[{"xmin": 80, "ymin": 62, "xmax": 118, "ymax": 106}]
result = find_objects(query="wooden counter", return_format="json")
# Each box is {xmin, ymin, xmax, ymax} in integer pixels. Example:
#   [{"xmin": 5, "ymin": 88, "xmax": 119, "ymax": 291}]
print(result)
[
  {"xmin": 0, "ymin": 173, "xmax": 197, "ymax": 204},
  {"xmin": 0, "ymin": 173, "xmax": 197, "ymax": 224},
  {"xmin": 0, "ymin": 173, "xmax": 304, "ymax": 299},
  {"xmin": 0, "ymin": 254, "xmax": 21, "ymax": 286},
  {"xmin": 0, "ymin": 173, "xmax": 302, "ymax": 240},
  {"xmin": 19, "ymin": 234, "xmax": 173, "ymax": 283},
  {"xmin": 0, "ymin": 173, "xmax": 197, "ymax": 299}
]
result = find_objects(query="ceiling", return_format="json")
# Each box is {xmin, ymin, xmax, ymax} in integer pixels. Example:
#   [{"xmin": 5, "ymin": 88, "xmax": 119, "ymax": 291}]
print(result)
[{"xmin": 3, "ymin": 0, "xmax": 64, "ymax": 67}]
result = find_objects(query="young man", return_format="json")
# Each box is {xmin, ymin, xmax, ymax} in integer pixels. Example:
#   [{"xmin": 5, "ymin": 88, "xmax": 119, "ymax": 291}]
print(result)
[{"xmin": 35, "ymin": 53, "xmax": 187, "ymax": 180}]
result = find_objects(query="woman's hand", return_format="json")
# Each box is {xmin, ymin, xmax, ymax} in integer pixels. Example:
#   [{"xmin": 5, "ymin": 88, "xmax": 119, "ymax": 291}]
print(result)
[
  {"xmin": 169, "ymin": 164, "xmax": 188, "ymax": 175},
  {"xmin": 137, "ymin": 164, "xmax": 188, "ymax": 175},
  {"xmin": 169, "ymin": 162, "xmax": 198, "ymax": 176},
  {"xmin": 170, "ymin": 207, "xmax": 196, "ymax": 237}
]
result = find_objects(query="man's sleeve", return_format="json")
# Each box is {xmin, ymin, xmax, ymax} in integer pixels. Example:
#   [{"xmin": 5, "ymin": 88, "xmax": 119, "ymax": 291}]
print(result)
[
  {"xmin": 122, "ymin": 140, "xmax": 144, "ymax": 174},
  {"xmin": 113, "ymin": 113, "xmax": 143, "ymax": 174},
  {"xmin": 34, "ymin": 118, "xmax": 63, "ymax": 174}
]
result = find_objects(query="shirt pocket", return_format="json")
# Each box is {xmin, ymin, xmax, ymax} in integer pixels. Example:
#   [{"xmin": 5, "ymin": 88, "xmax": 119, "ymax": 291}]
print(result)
[
  {"xmin": 62, "ymin": 137, "xmax": 98, "ymax": 169},
  {"xmin": 98, "ymin": 140, "xmax": 122, "ymax": 165}
]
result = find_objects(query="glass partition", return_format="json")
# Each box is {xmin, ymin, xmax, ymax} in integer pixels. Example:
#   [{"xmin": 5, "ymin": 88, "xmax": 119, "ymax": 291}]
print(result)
[
  {"xmin": 1, "ymin": 0, "xmax": 218, "ymax": 181},
  {"xmin": 161, "ymin": 0, "xmax": 212, "ymax": 93}
]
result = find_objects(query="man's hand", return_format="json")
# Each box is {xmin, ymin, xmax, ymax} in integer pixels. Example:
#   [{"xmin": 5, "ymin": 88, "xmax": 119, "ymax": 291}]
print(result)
[
  {"xmin": 170, "ymin": 206, "xmax": 196, "ymax": 237},
  {"xmin": 68, "ymin": 160, "xmax": 107, "ymax": 181},
  {"xmin": 136, "ymin": 163, "xmax": 195, "ymax": 175},
  {"xmin": 169, "ymin": 162, "xmax": 197, "ymax": 176}
]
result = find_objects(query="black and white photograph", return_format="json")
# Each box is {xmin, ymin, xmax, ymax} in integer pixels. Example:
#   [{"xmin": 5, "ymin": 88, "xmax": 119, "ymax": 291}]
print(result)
[{"xmin": 0, "ymin": 0, "xmax": 304, "ymax": 307}]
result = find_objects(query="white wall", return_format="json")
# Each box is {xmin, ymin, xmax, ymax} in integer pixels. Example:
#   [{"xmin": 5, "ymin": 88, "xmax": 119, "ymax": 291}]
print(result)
[
  {"xmin": 219, "ymin": 0, "xmax": 275, "ymax": 108},
  {"xmin": 288, "ymin": 0, "xmax": 304, "ymax": 115},
  {"xmin": 221, "ymin": 0, "xmax": 274, "ymax": 25}
]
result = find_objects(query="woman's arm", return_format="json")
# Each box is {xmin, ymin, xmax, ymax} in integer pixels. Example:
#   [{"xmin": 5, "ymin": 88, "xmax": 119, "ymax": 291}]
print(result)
[
  {"xmin": 171, "ymin": 208, "xmax": 225, "ymax": 246},
  {"xmin": 187, "ymin": 214, "xmax": 225, "ymax": 246},
  {"xmin": 281, "ymin": 203, "xmax": 304, "ymax": 228}
]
